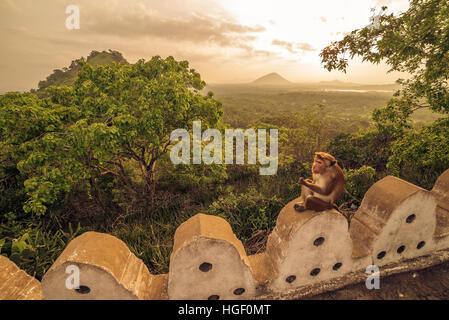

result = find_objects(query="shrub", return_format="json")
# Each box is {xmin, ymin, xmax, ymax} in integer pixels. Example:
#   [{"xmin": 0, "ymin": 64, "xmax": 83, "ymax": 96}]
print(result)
[
  {"xmin": 207, "ymin": 190, "xmax": 284, "ymax": 243},
  {"xmin": 388, "ymin": 117, "xmax": 449, "ymax": 189},
  {"xmin": 0, "ymin": 212, "xmax": 84, "ymax": 279},
  {"xmin": 343, "ymin": 166, "xmax": 377, "ymax": 203}
]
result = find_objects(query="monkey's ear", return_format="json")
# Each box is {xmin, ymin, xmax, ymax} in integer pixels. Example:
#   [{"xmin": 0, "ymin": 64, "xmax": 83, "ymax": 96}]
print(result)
[{"xmin": 330, "ymin": 160, "xmax": 336, "ymax": 166}]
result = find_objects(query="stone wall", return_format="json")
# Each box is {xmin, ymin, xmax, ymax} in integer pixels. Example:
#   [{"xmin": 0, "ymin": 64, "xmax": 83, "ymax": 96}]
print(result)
[{"xmin": 1, "ymin": 169, "xmax": 449, "ymax": 300}]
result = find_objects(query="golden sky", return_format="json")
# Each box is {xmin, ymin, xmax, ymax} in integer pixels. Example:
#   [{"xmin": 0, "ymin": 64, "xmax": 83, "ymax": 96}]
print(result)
[{"xmin": 0, "ymin": 0, "xmax": 410, "ymax": 93}]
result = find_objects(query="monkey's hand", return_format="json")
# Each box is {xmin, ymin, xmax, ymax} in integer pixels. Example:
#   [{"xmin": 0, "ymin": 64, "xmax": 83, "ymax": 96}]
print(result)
[{"xmin": 298, "ymin": 177, "xmax": 306, "ymax": 185}]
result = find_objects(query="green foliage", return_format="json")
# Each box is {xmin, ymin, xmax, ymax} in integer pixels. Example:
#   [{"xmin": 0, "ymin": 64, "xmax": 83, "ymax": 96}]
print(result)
[
  {"xmin": 327, "ymin": 129, "xmax": 396, "ymax": 171},
  {"xmin": 344, "ymin": 166, "xmax": 377, "ymax": 202},
  {"xmin": 387, "ymin": 117, "xmax": 449, "ymax": 189},
  {"xmin": 321, "ymin": 0, "xmax": 449, "ymax": 192},
  {"xmin": 207, "ymin": 190, "xmax": 284, "ymax": 243},
  {"xmin": 4, "ymin": 56, "xmax": 223, "ymax": 215},
  {"xmin": 0, "ymin": 212, "xmax": 83, "ymax": 279},
  {"xmin": 156, "ymin": 135, "xmax": 228, "ymax": 203},
  {"xmin": 111, "ymin": 221, "xmax": 174, "ymax": 275},
  {"xmin": 37, "ymin": 50, "xmax": 128, "ymax": 92},
  {"xmin": 101, "ymin": 192, "xmax": 198, "ymax": 274},
  {"xmin": 158, "ymin": 160, "xmax": 228, "ymax": 203},
  {"xmin": 321, "ymin": 0, "xmax": 449, "ymax": 128},
  {"xmin": 253, "ymin": 105, "xmax": 327, "ymax": 164},
  {"xmin": 213, "ymin": 85, "xmax": 394, "ymax": 129},
  {"xmin": 2, "ymin": 36, "xmax": 448, "ymax": 280},
  {"xmin": 0, "ymin": 92, "xmax": 78, "ymax": 215}
]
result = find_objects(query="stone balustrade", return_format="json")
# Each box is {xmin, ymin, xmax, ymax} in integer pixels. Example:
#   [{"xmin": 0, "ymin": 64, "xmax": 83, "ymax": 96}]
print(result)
[{"xmin": 1, "ymin": 169, "xmax": 449, "ymax": 300}]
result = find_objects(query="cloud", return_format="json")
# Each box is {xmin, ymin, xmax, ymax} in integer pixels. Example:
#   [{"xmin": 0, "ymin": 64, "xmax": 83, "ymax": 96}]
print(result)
[
  {"xmin": 235, "ymin": 48, "xmax": 277, "ymax": 60},
  {"xmin": 296, "ymin": 42, "xmax": 316, "ymax": 52},
  {"xmin": 0, "ymin": 0, "xmax": 409, "ymax": 90},
  {"xmin": 81, "ymin": 5, "xmax": 265, "ymax": 50},
  {"xmin": 373, "ymin": 0, "xmax": 393, "ymax": 6},
  {"xmin": 272, "ymin": 40, "xmax": 297, "ymax": 54},
  {"xmin": 254, "ymin": 50, "xmax": 272, "ymax": 57},
  {"xmin": 272, "ymin": 39, "xmax": 316, "ymax": 54}
]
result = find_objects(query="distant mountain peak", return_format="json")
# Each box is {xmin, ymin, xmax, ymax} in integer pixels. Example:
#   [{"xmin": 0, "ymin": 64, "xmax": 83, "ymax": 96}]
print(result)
[
  {"xmin": 36, "ymin": 50, "xmax": 128, "ymax": 92},
  {"xmin": 252, "ymin": 72, "xmax": 291, "ymax": 85}
]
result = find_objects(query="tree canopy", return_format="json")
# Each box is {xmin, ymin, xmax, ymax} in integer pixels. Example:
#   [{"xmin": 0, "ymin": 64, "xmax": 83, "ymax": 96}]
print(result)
[
  {"xmin": 1, "ymin": 56, "xmax": 223, "ymax": 215},
  {"xmin": 320, "ymin": 0, "xmax": 449, "ymax": 130},
  {"xmin": 321, "ymin": 0, "xmax": 449, "ymax": 187}
]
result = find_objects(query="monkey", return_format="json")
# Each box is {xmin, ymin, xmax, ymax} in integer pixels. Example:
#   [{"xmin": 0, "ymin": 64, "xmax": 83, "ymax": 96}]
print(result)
[{"xmin": 294, "ymin": 152, "xmax": 345, "ymax": 212}]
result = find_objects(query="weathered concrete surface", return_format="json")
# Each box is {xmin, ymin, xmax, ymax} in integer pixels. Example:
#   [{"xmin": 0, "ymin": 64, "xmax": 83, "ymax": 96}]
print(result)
[
  {"xmin": 168, "ymin": 213, "xmax": 256, "ymax": 300},
  {"xmin": 265, "ymin": 198, "xmax": 356, "ymax": 293},
  {"xmin": 247, "ymin": 252, "xmax": 275, "ymax": 296},
  {"xmin": 41, "ymin": 231, "xmax": 157, "ymax": 300},
  {"xmin": 0, "ymin": 256, "xmax": 42, "ymax": 300},
  {"xmin": 248, "ymin": 252, "xmax": 275, "ymax": 284},
  {"xmin": 5, "ymin": 170, "xmax": 449, "ymax": 301},
  {"xmin": 306, "ymin": 257, "xmax": 449, "ymax": 300},
  {"xmin": 148, "ymin": 274, "xmax": 169, "ymax": 300},
  {"xmin": 257, "ymin": 248, "xmax": 449, "ymax": 300},
  {"xmin": 350, "ymin": 176, "xmax": 436, "ymax": 267},
  {"xmin": 433, "ymin": 169, "xmax": 449, "ymax": 203},
  {"xmin": 432, "ymin": 169, "xmax": 449, "ymax": 250}
]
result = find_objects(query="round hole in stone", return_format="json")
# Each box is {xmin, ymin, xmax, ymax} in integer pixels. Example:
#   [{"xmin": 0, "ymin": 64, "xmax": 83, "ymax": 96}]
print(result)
[
  {"xmin": 313, "ymin": 237, "xmax": 325, "ymax": 246},
  {"xmin": 233, "ymin": 288, "xmax": 245, "ymax": 295},
  {"xmin": 397, "ymin": 245, "xmax": 406, "ymax": 254},
  {"xmin": 417, "ymin": 241, "xmax": 426, "ymax": 250},
  {"xmin": 310, "ymin": 268, "xmax": 321, "ymax": 276},
  {"xmin": 377, "ymin": 251, "xmax": 386, "ymax": 260},
  {"xmin": 285, "ymin": 275, "xmax": 296, "ymax": 283},
  {"xmin": 406, "ymin": 214, "xmax": 416, "ymax": 224},
  {"xmin": 75, "ymin": 285, "xmax": 90, "ymax": 294},
  {"xmin": 208, "ymin": 295, "xmax": 219, "ymax": 300},
  {"xmin": 199, "ymin": 262, "xmax": 212, "ymax": 272},
  {"xmin": 333, "ymin": 262, "xmax": 343, "ymax": 271}
]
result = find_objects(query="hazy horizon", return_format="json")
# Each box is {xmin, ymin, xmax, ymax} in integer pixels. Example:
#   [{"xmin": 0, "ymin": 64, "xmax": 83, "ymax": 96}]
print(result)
[
  {"xmin": 1, "ymin": 0, "xmax": 411, "ymax": 93},
  {"xmin": 206, "ymin": 73, "xmax": 400, "ymax": 86}
]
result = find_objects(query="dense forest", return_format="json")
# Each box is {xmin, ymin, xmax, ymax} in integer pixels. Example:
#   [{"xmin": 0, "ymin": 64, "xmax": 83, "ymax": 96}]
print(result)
[{"xmin": 1, "ymin": 0, "xmax": 449, "ymax": 278}]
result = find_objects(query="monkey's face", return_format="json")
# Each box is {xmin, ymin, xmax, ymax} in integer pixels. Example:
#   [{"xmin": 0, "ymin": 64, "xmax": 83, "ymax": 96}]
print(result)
[{"xmin": 312, "ymin": 157, "xmax": 328, "ymax": 174}]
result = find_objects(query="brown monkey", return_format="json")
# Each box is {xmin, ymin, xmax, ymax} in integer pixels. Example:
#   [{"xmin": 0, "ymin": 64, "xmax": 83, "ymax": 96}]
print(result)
[{"xmin": 294, "ymin": 152, "xmax": 345, "ymax": 212}]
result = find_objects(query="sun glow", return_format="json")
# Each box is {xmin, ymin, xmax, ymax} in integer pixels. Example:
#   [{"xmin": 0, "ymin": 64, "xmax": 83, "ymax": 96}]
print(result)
[
  {"xmin": 216, "ymin": 0, "xmax": 409, "ymax": 64},
  {"xmin": 0, "ymin": 0, "xmax": 412, "ymax": 91}
]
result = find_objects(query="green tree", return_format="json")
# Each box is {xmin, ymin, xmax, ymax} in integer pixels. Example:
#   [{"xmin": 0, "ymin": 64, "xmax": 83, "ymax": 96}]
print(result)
[
  {"xmin": 2, "ymin": 56, "xmax": 223, "ymax": 215},
  {"xmin": 0, "ymin": 92, "xmax": 78, "ymax": 215},
  {"xmin": 320, "ymin": 0, "xmax": 449, "ymax": 129},
  {"xmin": 254, "ymin": 104, "xmax": 330, "ymax": 165},
  {"xmin": 344, "ymin": 165, "xmax": 377, "ymax": 201},
  {"xmin": 320, "ymin": 0, "xmax": 449, "ymax": 188},
  {"xmin": 326, "ymin": 129, "xmax": 396, "ymax": 171},
  {"xmin": 387, "ymin": 118, "xmax": 449, "ymax": 189}
]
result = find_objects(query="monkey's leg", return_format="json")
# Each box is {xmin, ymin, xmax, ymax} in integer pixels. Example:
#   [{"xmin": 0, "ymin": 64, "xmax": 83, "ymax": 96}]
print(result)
[
  {"xmin": 294, "ymin": 185, "xmax": 313, "ymax": 212},
  {"xmin": 305, "ymin": 196, "xmax": 333, "ymax": 212}
]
